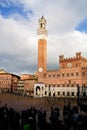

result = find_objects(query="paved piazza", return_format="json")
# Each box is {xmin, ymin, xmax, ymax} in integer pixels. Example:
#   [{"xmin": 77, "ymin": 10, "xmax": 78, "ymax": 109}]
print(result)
[
  {"xmin": 0, "ymin": 94, "xmax": 77, "ymax": 111},
  {"xmin": 0, "ymin": 94, "xmax": 77, "ymax": 120}
]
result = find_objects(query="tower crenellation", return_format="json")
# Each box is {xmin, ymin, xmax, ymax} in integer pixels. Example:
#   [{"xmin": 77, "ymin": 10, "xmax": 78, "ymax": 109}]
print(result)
[
  {"xmin": 59, "ymin": 52, "xmax": 83, "ymax": 62},
  {"xmin": 59, "ymin": 55, "xmax": 64, "ymax": 62},
  {"xmin": 76, "ymin": 52, "xmax": 81, "ymax": 58}
]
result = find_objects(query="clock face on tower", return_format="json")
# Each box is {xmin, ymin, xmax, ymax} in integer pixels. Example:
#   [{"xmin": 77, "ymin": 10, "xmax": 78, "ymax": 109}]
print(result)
[
  {"xmin": 67, "ymin": 63, "xmax": 72, "ymax": 68},
  {"xmin": 39, "ymin": 67, "xmax": 43, "ymax": 72}
]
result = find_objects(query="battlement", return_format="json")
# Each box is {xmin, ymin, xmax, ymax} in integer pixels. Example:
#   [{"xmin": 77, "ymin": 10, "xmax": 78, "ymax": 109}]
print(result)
[{"xmin": 59, "ymin": 52, "xmax": 87, "ymax": 62}]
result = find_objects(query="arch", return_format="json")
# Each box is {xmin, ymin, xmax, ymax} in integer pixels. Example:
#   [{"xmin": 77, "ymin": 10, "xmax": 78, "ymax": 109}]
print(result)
[{"xmin": 36, "ymin": 86, "xmax": 40, "ymax": 96}]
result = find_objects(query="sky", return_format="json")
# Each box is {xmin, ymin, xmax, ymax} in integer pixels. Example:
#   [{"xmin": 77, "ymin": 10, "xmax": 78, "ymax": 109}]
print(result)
[{"xmin": 0, "ymin": 0, "xmax": 87, "ymax": 76}]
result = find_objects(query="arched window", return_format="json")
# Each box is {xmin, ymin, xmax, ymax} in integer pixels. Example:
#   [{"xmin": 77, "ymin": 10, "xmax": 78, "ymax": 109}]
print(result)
[{"xmin": 36, "ymin": 86, "xmax": 40, "ymax": 95}]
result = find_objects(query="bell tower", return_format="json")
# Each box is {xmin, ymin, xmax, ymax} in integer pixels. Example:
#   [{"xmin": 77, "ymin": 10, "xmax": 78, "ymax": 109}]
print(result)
[{"xmin": 37, "ymin": 16, "xmax": 48, "ymax": 73}]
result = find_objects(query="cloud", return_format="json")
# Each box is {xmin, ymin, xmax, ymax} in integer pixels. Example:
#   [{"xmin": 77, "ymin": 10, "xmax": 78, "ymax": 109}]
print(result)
[
  {"xmin": 0, "ymin": 14, "xmax": 37, "ymax": 74},
  {"xmin": 0, "ymin": 0, "xmax": 87, "ymax": 75},
  {"xmin": 47, "ymin": 31, "xmax": 87, "ymax": 69},
  {"xmin": 43, "ymin": 0, "xmax": 87, "ymax": 35}
]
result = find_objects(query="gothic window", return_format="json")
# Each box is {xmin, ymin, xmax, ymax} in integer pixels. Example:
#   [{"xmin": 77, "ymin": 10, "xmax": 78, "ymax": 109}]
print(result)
[
  {"xmin": 53, "ymin": 84, "xmax": 55, "ymax": 87},
  {"xmin": 76, "ymin": 64, "xmax": 78, "ymax": 67},
  {"xmin": 48, "ymin": 74, "xmax": 51, "ymax": 77},
  {"xmin": 71, "ymin": 84, "xmax": 74, "ymax": 87},
  {"xmin": 62, "ymin": 84, "xmax": 65, "ymax": 87},
  {"xmin": 67, "ymin": 73, "xmax": 69, "ymax": 76},
  {"xmin": 53, "ymin": 74, "xmax": 55, "ymax": 77},
  {"xmin": 76, "ymin": 72, "xmax": 79, "ymax": 76},
  {"xmin": 44, "ymin": 74, "xmax": 46, "ymax": 77},
  {"xmin": 82, "ymin": 72, "xmax": 85, "ymax": 76},
  {"xmin": 71, "ymin": 73, "xmax": 74, "ymax": 76},
  {"xmin": 63, "ymin": 92, "xmax": 65, "ymax": 95},
  {"xmin": 58, "ymin": 92, "xmax": 60, "ymax": 95},
  {"xmin": 57, "ymin": 74, "xmax": 60, "ymax": 77},
  {"xmin": 67, "ymin": 84, "xmax": 69, "ymax": 87},
  {"xmin": 62, "ymin": 73, "xmax": 64, "ymax": 77},
  {"xmin": 71, "ymin": 92, "xmax": 74, "ymax": 96},
  {"xmin": 57, "ymin": 84, "xmax": 60, "ymax": 87}
]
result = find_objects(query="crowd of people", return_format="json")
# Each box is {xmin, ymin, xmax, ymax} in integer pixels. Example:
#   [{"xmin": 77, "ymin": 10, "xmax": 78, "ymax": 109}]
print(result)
[{"xmin": 0, "ymin": 101, "xmax": 87, "ymax": 130}]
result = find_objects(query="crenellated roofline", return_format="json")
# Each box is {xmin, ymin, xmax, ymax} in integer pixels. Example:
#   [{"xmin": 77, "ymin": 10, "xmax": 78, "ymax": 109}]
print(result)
[{"xmin": 59, "ymin": 52, "xmax": 87, "ymax": 62}]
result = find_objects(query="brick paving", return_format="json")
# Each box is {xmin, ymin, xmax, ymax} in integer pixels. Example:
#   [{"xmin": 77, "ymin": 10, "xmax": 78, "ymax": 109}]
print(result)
[
  {"xmin": 0, "ymin": 94, "xmax": 82, "ymax": 130},
  {"xmin": 0, "ymin": 94, "xmax": 77, "ymax": 121},
  {"xmin": 0, "ymin": 94, "xmax": 76, "ymax": 109}
]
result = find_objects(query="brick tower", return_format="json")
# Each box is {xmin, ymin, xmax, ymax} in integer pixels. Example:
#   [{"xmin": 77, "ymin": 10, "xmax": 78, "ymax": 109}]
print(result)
[{"xmin": 37, "ymin": 16, "xmax": 48, "ymax": 74}]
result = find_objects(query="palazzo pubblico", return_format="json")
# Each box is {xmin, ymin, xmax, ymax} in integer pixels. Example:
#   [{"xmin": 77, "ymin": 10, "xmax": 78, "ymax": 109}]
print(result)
[{"xmin": 34, "ymin": 16, "xmax": 87, "ymax": 98}]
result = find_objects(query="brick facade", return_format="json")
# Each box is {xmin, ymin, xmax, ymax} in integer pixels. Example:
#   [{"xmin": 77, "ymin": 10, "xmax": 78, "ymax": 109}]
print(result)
[
  {"xmin": 38, "ymin": 52, "xmax": 87, "ymax": 87},
  {"xmin": 17, "ymin": 74, "xmax": 38, "ymax": 96},
  {"xmin": 0, "ymin": 69, "xmax": 20, "ymax": 93}
]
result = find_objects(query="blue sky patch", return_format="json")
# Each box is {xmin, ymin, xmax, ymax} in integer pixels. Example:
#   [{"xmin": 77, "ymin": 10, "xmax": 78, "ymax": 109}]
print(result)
[
  {"xmin": 76, "ymin": 18, "xmax": 87, "ymax": 33},
  {"xmin": 0, "ymin": 3, "xmax": 33, "ymax": 19}
]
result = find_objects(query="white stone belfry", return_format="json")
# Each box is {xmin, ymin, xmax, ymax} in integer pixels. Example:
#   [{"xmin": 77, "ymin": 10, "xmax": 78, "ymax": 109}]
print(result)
[{"xmin": 37, "ymin": 15, "xmax": 48, "ymax": 39}]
